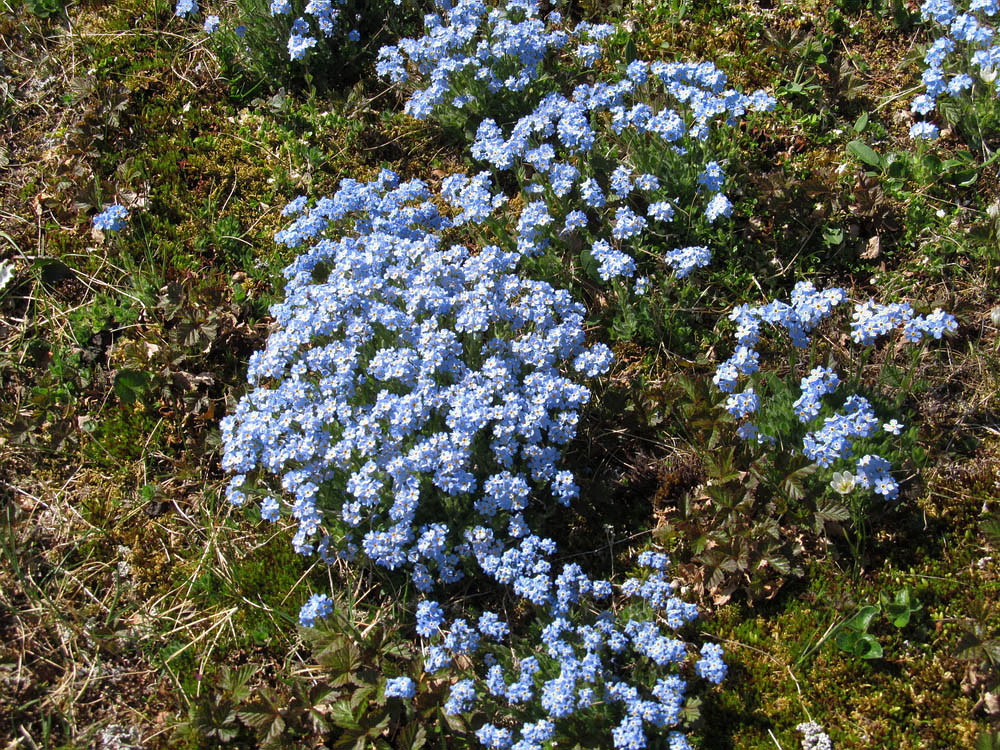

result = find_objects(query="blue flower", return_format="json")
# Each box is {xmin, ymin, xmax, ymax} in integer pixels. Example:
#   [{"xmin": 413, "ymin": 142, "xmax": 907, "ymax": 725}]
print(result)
[
  {"xmin": 724, "ymin": 388, "xmax": 759, "ymax": 419},
  {"xmin": 697, "ymin": 161, "xmax": 725, "ymax": 192},
  {"xmin": 694, "ymin": 642, "xmax": 727, "ymax": 684},
  {"xmin": 664, "ymin": 246, "xmax": 711, "ymax": 278},
  {"xmin": 174, "ymin": 0, "xmax": 197, "ymax": 17},
  {"xmin": 704, "ymin": 193, "xmax": 732, "ymax": 222},
  {"xmin": 910, "ymin": 121, "xmax": 940, "ymax": 140},
  {"xmin": 288, "ymin": 33, "xmax": 317, "ymax": 60},
  {"xmin": 93, "ymin": 204, "xmax": 129, "ymax": 232},
  {"xmin": 444, "ymin": 679, "xmax": 476, "ymax": 714},
  {"xmin": 612, "ymin": 206, "xmax": 647, "ymax": 240},
  {"xmin": 299, "ymin": 593, "xmax": 333, "ymax": 627},
  {"xmin": 384, "ymin": 676, "xmax": 416, "ymax": 698},
  {"xmin": 416, "ymin": 600, "xmax": 445, "ymax": 637},
  {"xmin": 477, "ymin": 724, "xmax": 513, "ymax": 749}
]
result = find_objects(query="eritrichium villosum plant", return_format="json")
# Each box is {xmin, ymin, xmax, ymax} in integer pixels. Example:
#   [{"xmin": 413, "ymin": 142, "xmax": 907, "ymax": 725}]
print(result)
[
  {"xmin": 221, "ymin": 172, "xmax": 726, "ymax": 748},
  {"xmin": 379, "ymin": 0, "xmax": 776, "ymax": 291},
  {"xmin": 713, "ymin": 281, "xmax": 958, "ymax": 501},
  {"xmin": 910, "ymin": 0, "xmax": 1000, "ymax": 140}
]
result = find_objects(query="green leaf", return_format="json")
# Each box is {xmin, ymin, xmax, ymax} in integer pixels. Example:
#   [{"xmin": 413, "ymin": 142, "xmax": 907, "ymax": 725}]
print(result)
[
  {"xmin": 983, "ymin": 639, "xmax": 1000, "ymax": 666},
  {"xmin": 221, "ymin": 664, "xmax": 258, "ymax": 704},
  {"xmin": 781, "ymin": 461, "xmax": 817, "ymax": 501},
  {"xmin": 814, "ymin": 500, "xmax": 850, "ymax": 533},
  {"xmin": 955, "ymin": 169, "xmax": 978, "ymax": 188},
  {"xmin": 766, "ymin": 554, "xmax": 793, "ymax": 575},
  {"xmin": 237, "ymin": 697, "xmax": 282, "ymax": 730},
  {"xmin": 937, "ymin": 97, "xmax": 961, "ymax": 126},
  {"xmin": 843, "ymin": 604, "xmax": 880, "ymax": 633},
  {"xmin": 835, "ymin": 629, "xmax": 882, "ymax": 658},
  {"xmin": 847, "ymin": 140, "xmax": 883, "ymax": 169},
  {"xmin": 624, "ymin": 38, "xmax": 637, "ymax": 64},
  {"xmin": 397, "ymin": 723, "xmax": 428, "ymax": 750},
  {"xmin": 113, "ymin": 369, "xmax": 151, "ymax": 405},
  {"xmin": 855, "ymin": 633, "xmax": 884, "ymax": 659},
  {"xmin": 822, "ymin": 225, "xmax": 844, "ymax": 246},
  {"xmin": 955, "ymin": 630, "xmax": 986, "ymax": 661},
  {"xmin": 885, "ymin": 605, "xmax": 911, "ymax": 628},
  {"xmin": 882, "ymin": 587, "xmax": 920, "ymax": 627},
  {"xmin": 330, "ymin": 700, "xmax": 361, "ymax": 731},
  {"xmin": 350, "ymin": 684, "xmax": 375, "ymax": 711},
  {"xmin": 982, "ymin": 514, "xmax": 1000, "ymax": 548},
  {"xmin": 853, "ymin": 111, "xmax": 869, "ymax": 133}
]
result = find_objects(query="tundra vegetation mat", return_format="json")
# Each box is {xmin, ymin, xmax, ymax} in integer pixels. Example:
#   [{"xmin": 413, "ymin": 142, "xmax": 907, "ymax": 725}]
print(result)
[{"xmin": 1, "ymin": 0, "xmax": 999, "ymax": 748}]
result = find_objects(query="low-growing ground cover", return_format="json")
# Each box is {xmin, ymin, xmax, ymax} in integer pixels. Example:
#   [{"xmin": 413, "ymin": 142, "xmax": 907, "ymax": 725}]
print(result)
[{"xmin": 1, "ymin": 0, "xmax": 998, "ymax": 747}]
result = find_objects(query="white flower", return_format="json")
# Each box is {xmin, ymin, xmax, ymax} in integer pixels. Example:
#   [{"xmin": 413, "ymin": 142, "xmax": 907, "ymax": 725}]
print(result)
[
  {"xmin": 883, "ymin": 419, "xmax": 904, "ymax": 435},
  {"xmin": 0, "ymin": 260, "xmax": 13, "ymax": 292},
  {"xmin": 830, "ymin": 471, "xmax": 856, "ymax": 495}
]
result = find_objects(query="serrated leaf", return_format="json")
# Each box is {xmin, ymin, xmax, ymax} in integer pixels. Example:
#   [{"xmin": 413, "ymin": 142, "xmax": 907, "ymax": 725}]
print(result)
[
  {"xmin": 309, "ymin": 683, "xmax": 338, "ymax": 706},
  {"xmin": 113, "ymin": 369, "xmax": 151, "ymax": 405},
  {"xmin": 705, "ymin": 563, "xmax": 726, "ymax": 592},
  {"xmin": 982, "ymin": 515, "xmax": 1000, "ymax": 548},
  {"xmin": 937, "ymin": 98, "xmax": 961, "ymax": 126},
  {"xmin": 237, "ymin": 695, "xmax": 282, "ymax": 730},
  {"xmin": 815, "ymin": 500, "xmax": 850, "ymax": 523},
  {"xmin": 366, "ymin": 712, "xmax": 392, "ymax": 737},
  {"xmin": 955, "ymin": 630, "xmax": 986, "ymax": 661},
  {"xmin": 380, "ymin": 642, "xmax": 411, "ymax": 659},
  {"xmin": 766, "ymin": 555, "xmax": 793, "ymax": 575},
  {"xmin": 330, "ymin": 700, "xmax": 360, "ymax": 731},
  {"xmin": 983, "ymin": 639, "xmax": 1000, "ymax": 666},
  {"xmin": 222, "ymin": 664, "xmax": 258, "ymax": 704},
  {"xmin": 350, "ymin": 685, "xmax": 376, "ymax": 711},
  {"xmin": 397, "ymin": 722, "xmax": 428, "ymax": 750},
  {"xmin": 332, "ymin": 728, "xmax": 368, "ymax": 750},
  {"xmin": 258, "ymin": 715, "xmax": 286, "ymax": 749},
  {"xmin": 690, "ymin": 534, "xmax": 709, "ymax": 554},
  {"xmin": 847, "ymin": 140, "xmax": 883, "ymax": 169}
]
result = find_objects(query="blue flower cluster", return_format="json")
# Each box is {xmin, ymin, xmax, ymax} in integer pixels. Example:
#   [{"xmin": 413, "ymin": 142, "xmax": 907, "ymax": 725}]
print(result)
[
  {"xmin": 851, "ymin": 299, "xmax": 958, "ymax": 345},
  {"xmin": 911, "ymin": 0, "xmax": 1000, "ymax": 139},
  {"xmin": 93, "ymin": 203, "xmax": 130, "ymax": 232},
  {"xmin": 276, "ymin": 0, "xmax": 352, "ymax": 61},
  {"xmin": 465, "ymin": 61, "xmax": 772, "ymax": 283},
  {"xmin": 174, "ymin": 0, "xmax": 367, "ymax": 61},
  {"xmin": 376, "ymin": 1, "xmax": 774, "ymax": 289},
  {"xmin": 175, "ymin": 0, "xmax": 198, "ymax": 17},
  {"xmin": 222, "ymin": 171, "xmax": 722, "ymax": 747},
  {"xmin": 377, "ymin": 0, "xmax": 614, "ymax": 119},
  {"xmin": 298, "ymin": 592, "xmax": 333, "ymax": 626},
  {"xmin": 384, "ymin": 675, "xmax": 416, "ymax": 698},
  {"xmin": 222, "ymin": 171, "xmax": 611, "ymax": 584},
  {"xmin": 714, "ymin": 282, "xmax": 958, "ymax": 500},
  {"xmin": 417, "ymin": 550, "xmax": 714, "ymax": 749}
]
